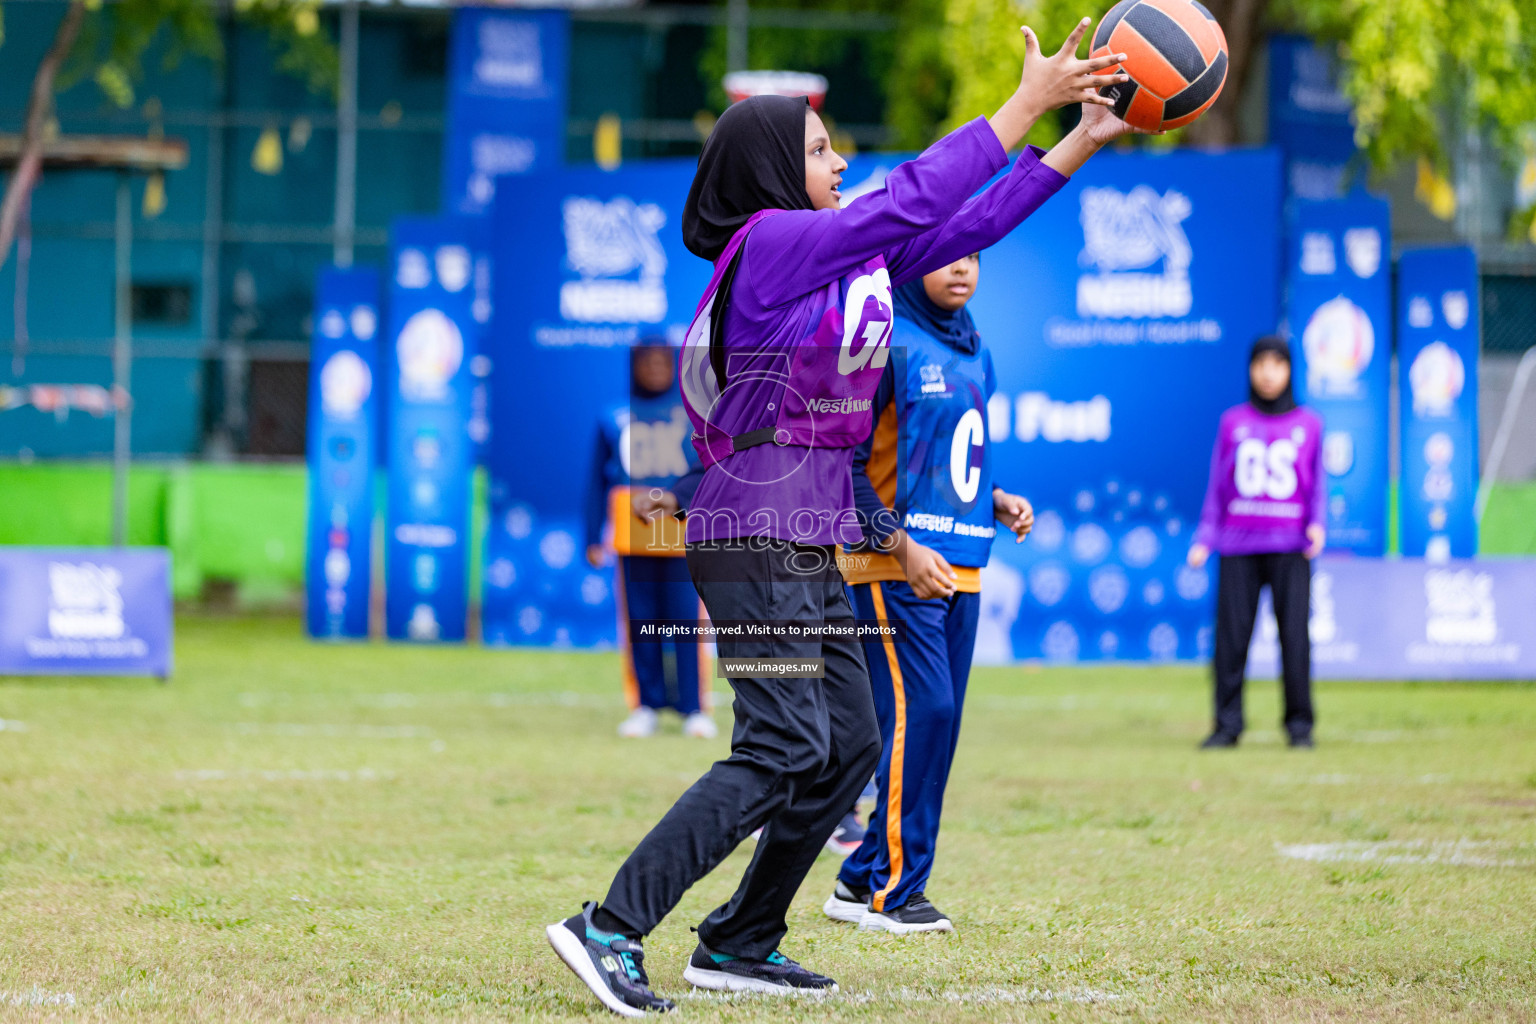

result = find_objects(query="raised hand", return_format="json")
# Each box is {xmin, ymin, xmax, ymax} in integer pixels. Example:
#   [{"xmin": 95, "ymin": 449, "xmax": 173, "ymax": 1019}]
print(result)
[{"xmin": 1018, "ymin": 18, "xmax": 1130, "ymax": 114}]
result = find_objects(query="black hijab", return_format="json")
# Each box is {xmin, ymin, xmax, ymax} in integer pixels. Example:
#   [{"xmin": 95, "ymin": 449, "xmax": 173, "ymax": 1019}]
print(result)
[
  {"xmin": 1248, "ymin": 335, "xmax": 1297, "ymax": 415},
  {"xmin": 682, "ymin": 95, "xmax": 815, "ymax": 262},
  {"xmin": 893, "ymin": 275, "xmax": 980, "ymax": 356}
]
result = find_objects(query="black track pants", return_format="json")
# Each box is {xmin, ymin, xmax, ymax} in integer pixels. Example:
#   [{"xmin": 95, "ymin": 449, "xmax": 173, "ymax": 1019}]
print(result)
[
  {"xmin": 600, "ymin": 539, "xmax": 882, "ymax": 959},
  {"xmin": 1212, "ymin": 550, "xmax": 1315, "ymax": 740}
]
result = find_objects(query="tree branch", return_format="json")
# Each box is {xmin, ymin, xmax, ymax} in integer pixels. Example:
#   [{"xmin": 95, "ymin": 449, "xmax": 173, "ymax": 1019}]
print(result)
[
  {"xmin": 1184, "ymin": 0, "xmax": 1269, "ymax": 147},
  {"xmin": 0, "ymin": 1, "xmax": 88, "ymax": 275}
]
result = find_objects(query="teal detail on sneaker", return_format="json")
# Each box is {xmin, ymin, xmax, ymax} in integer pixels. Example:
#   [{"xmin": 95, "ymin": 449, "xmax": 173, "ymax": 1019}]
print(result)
[
  {"xmin": 767, "ymin": 952, "xmax": 789, "ymax": 965},
  {"xmin": 709, "ymin": 952, "xmax": 738, "ymax": 964},
  {"xmin": 585, "ymin": 925, "xmax": 624, "ymax": 946}
]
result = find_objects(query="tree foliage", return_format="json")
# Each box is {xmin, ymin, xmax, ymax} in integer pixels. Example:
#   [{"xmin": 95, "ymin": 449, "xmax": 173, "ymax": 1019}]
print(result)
[
  {"xmin": 935, "ymin": 0, "xmax": 1536, "ymax": 174},
  {"xmin": 0, "ymin": 0, "xmax": 337, "ymax": 271}
]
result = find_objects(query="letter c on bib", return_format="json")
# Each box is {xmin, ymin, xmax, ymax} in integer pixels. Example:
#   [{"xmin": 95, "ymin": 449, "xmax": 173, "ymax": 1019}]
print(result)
[{"xmin": 950, "ymin": 408, "xmax": 985, "ymax": 504}]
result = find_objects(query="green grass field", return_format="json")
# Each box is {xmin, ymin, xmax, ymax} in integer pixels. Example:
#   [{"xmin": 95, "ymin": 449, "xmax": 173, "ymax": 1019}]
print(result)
[{"xmin": 2, "ymin": 616, "xmax": 1533, "ymax": 1022}]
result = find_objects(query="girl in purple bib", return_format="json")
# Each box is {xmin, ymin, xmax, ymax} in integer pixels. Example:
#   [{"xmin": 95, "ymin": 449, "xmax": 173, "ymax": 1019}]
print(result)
[
  {"xmin": 1189, "ymin": 336, "xmax": 1326, "ymax": 750},
  {"xmin": 548, "ymin": 20, "xmax": 1147, "ymax": 1015}
]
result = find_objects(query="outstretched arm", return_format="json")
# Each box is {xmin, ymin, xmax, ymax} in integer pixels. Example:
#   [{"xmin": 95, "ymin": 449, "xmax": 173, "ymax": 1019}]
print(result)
[{"xmin": 745, "ymin": 21, "xmax": 1129, "ymax": 308}]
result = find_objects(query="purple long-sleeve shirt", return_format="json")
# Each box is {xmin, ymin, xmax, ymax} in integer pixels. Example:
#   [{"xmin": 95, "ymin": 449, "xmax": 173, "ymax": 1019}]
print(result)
[
  {"xmin": 1193, "ymin": 402, "xmax": 1326, "ymax": 556},
  {"xmin": 682, "ymin": 119, "xmax": 1068, "ymax": 546}
]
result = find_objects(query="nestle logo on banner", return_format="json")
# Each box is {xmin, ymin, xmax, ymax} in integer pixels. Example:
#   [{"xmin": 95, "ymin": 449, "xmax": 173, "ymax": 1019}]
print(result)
[
  {"xmin": 1076, "ymin": 186, "xmax": 1193, "ymax": 318},
  {"xmin": 1423, "ymin": 569, "xmax": 1497, "ymax": 646},
  {"xmin": 560, "ymin": 197, "xmax": 667, "ymax": 324},
  {"xmin": 475, "ymin": 18, "xmax": 543, "ymax": 91},
  {"xmin": 46, "ymin": 562, "xmax": 126, "ymax": 640}
]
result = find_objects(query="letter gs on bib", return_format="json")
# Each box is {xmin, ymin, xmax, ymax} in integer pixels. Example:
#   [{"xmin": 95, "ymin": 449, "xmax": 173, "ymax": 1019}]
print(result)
[{"xmin": 839, "ymin": 269, "xmax": 893, "ymax": 376}]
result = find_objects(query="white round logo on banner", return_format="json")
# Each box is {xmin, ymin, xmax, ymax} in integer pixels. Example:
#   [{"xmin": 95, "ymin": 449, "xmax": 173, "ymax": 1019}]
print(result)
[
  {"xmin": 351, "ymin": 304, "xmax": 378, "ymax": 341},
  {"xmin": 1424, "ymin": 432, "xmax": 1454, "ymax": 467},
  {"xmin": 397, "ymin": 308, "xmax": 464, "ymax": 401},
  {"xmin": 436, "ymin": 245, "xmax": 472, "ymax": 293},
  {"xmin": 319, "ymin": 350, "xmax": 372, "ymax": 419},
  {"xmin": 1408, "ymin": 341, "xmax": 1464, "ymax": 418},
  {"xmin": 1442, "ymin": 290, "xmax": 1469, "ymax": 330},
  {"xmin": 320, "ymin": 308, "xmax": 346, "ymax": 339},
  {"xmin": 1302, "ymin": 295, "xmax": 1374, "ymax": 393}
]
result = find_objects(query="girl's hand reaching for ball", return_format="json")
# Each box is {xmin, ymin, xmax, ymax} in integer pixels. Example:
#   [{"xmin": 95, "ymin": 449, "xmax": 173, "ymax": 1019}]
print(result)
[
  {"xmin": 990, "ymin": 17, "xmax": 1129, "ymax": 151},
  {"xmin": 1078, "ymin": 96, "xmax": 1160, "ymax": 146}
]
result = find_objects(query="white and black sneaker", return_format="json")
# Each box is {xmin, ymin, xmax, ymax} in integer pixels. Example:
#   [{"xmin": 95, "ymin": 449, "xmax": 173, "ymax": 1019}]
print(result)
[
  {"xmin": 822, "ymin": 879, "xmax": 870, "ymax": 924},
  {"xmin": 859, "ymin": 891, "xmax": 954, "ymax": 935},
  {"xmin": 545, "ymin": 903, "xmax": 675, "ymax": 1017},
  {"xmin": 682, "ymin": 941, "xmax": 838, "ymax": 996}
]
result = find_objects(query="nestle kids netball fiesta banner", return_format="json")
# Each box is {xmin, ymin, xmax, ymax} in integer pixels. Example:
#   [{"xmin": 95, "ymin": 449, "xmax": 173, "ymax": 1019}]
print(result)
[
  {"xmin": 1285, "ymin": 196, "xmax": 1391, "ymax": 556},
  {"xmin": 1247, "ymin": 556, "xmax": 1536, "ymax": 681},
  {"xmin": 1397, "ymin": 247, "xmax": 1480, "ymax": 560},
  {"xmin": 386, "ymin": 218, "xmax": 479, "ymax": 642},
  {"xmin": 0, "ymin": 547, "xmax": 172, "ymax": 677},
  {"xmin": 443, "ymin": 7, "xmax": 568, "ymax": 217},
  {"xmin": 968, "ymin": 147, "xmax": 1284, "ymax": 663},
  {"xmin": 482, "ymin": 159, "xmax": 711, "ymax": 647},
  {"xmin": 482, "ymin": 150, "xmax": 1286, "ymax": 659},
  {"xmin": 306, "ymin": 267, "xmax": 381, "ymax": 640}
]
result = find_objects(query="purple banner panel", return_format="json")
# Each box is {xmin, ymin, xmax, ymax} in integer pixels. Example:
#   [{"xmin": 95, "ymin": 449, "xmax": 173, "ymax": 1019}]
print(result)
[
  {"xmin": 1248, "ymin": 556, "xmax": 1536, "ymax": 681},
  {"xmin": 0, "ymin": 547, "xmax": 172, "ymax": 677}
]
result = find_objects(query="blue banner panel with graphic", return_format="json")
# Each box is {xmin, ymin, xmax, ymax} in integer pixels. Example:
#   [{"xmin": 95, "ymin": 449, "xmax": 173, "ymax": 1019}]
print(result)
[
  {"xmin": 1398, "ymin": 247, "xmax": 1480, "ymax": 559},
  {"xmin": 1267, "ymin": 34, "xmax": 1357, "ymax": 199},
  {"xmin": 969, "ymin": 147, "xmax": 1283, "ymax": 662},
  {"xmin": 482, "ymin": 158, "xmax": 710, "ymax": 646},
  {"xmin": 386, "ymin": 218, "xmax": 478, "ymax": 642},
  {"xmin": 1285, "ymin": 197, "xmax": 1391, "ymax": 556},
  {"xmin": 306, "ymin": 267, "xmax": 381, "ymax": 639},
  {"xmin": 1249, "ymin": 557, "xmax": 1536, "ymax": 680},
  {"xmin": 0, "ymin": 547, "xmax": 172, "ymax": 676},
  {"xmin": 443, "ymin": 6, "xmax": 568, "ymax": 217},
  {"xmin": 482, "ymin": 149, "xmax": 1286, "ymax": 658}
]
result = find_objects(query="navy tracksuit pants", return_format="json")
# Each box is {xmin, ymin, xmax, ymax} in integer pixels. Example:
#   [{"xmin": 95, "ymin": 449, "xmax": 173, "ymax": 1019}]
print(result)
[
  {"xmin": 616, "ymin": 555, "xmax": 708, "ymax": 715},
  {"xmin": 840, "ymin": 578, "xmax": 980, "ymax": 913}
]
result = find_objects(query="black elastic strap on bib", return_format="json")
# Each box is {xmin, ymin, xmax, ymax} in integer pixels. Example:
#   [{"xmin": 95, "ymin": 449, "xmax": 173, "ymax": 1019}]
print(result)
[{"xmin": 729, "ymin": 427, "xmax": 778, "ymax": 452}]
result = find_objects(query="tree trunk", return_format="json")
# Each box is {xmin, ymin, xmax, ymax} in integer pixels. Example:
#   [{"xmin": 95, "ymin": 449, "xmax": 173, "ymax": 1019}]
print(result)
[
  {"xmin": 1182, "ymin": 0, "xmax": 1269, "ymax": 147},
  {"xmin": 0, "ymin": 1, "xmax": 88, "ymax": 274}
]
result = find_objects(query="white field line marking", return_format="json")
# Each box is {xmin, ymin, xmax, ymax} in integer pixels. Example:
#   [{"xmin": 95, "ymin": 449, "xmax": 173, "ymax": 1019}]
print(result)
[
  {"xmin": 2, "ymin": 988, "xmax": 76, "ymax": 1007},
  {"xmin": 683, "ymin": 986, "xmax": 1123, "ymax": 1006},
  {"xmin": 173, "ymin": 768, "xmax": 395, "ymax": 782},
  {"xmin": 237, "ymin": 690, "xmax": 623, "ymax": 710},
  {"xmin": 1277, "ymin": 840, "xmax": 1531, "ymax": 868},
  {"xmin": 0, "ymin": 719, "xmax": 29, "ymax": 732},
  {"xmin": 233, "ymin": 723, "xmax": 430, "ymax": 739}
]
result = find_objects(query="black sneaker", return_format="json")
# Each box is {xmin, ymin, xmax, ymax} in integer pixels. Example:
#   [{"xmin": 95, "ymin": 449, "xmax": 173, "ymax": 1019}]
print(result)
[
  {"xmin": 858, "ymin": 891, "xmax": 954, "ymax": 935},
  {"xmin": 682, "ymin": 941, "xmax": 838, "ymax": 995},
  {"xmin": 822, "ymin": 878, "xmax": 870, "ymax": 924},
  {"xmin": 1200, "ymin": 732, "xmax": 1239, "ymax": 749},
  {"xmin": 1289, "ymin": 733, "xmax": 1315, "ymax": 749},
  {"xmin": 545, "ymin": 903, "xmax": 675, "ymax": 1017}
]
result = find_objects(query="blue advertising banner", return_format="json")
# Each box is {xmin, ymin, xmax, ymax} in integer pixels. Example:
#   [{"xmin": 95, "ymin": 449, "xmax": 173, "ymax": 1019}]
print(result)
[
  {"xmin": 483, "ymin": 158, "xmax": 708, "ymax": 646},
  {"xmin": 1286, "ymin": 197, "xmax": 1391, "ymax": 556},
  {"xmin": 306, "ymin": 267, "xmax": 381, "ymax": 639},
  {"xmin": 482, "ymin": 148, "xmax": 1287, "ymax": 659},
  {"xmin": 971, "ymin": 147, "xmax": 1284, "ymax": 662},
  {"xmin": 1267, "ymin": 35, "xmax": 1357, "ymax": 199},
  {"xmin": 443, "ymin": 6, "xmax": 568, "ymax": 217},
  {"xmin": 1249, "ymin": 557, "xmax": 1536, "ymax": 680},
  {"xmin": 386, "ymin": 218, "xmax": 478, "ymax": 642},
  {"xmin": 1398, "ymin": 247, "xmax": 1480, "ymax": 560},
  {"xmin": 0, "ymin": 547, "xmax": 172, "ymax": 676}
]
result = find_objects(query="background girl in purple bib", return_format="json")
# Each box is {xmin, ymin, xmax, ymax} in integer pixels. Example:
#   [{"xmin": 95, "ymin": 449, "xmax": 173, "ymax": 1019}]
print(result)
[{"xmin": 1189, "ymin": 336, "xmax": 1326, "ymax": 750}]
